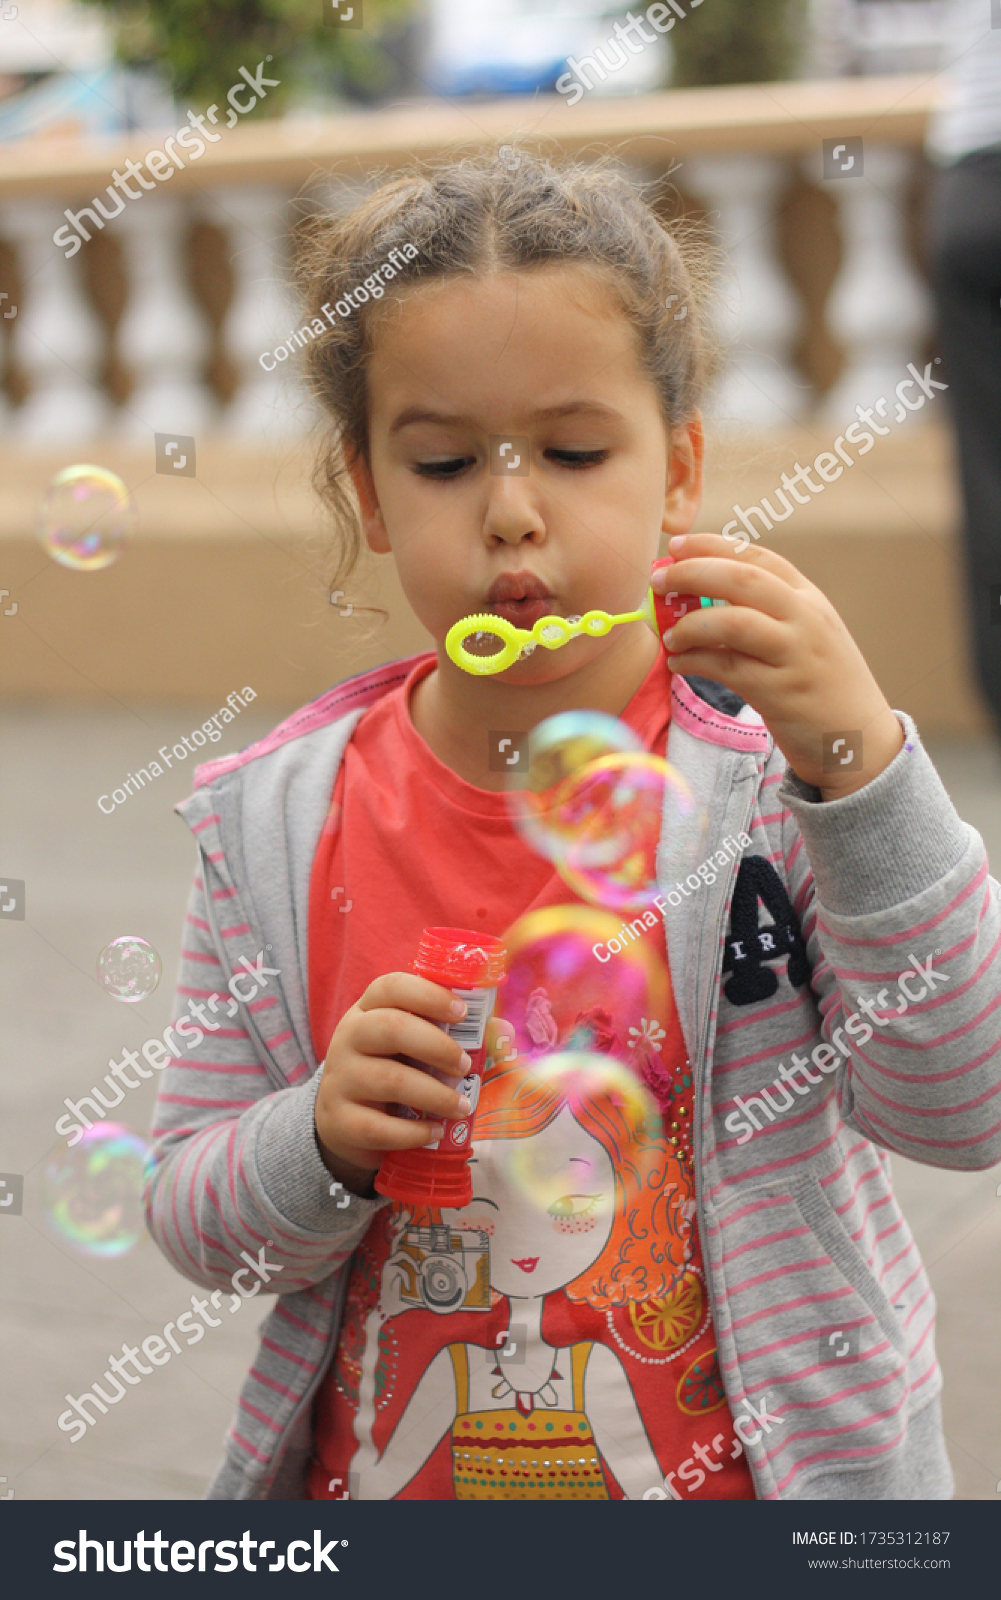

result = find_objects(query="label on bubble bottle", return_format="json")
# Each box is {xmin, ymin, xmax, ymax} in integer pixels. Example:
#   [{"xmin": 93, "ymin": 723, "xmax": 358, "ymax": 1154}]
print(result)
[
  {"xmin": 391, "ymin": 985, "xmax": 497, "ymax": 1148},
  {"xmin": 440, "ymin": 986, "xmax": 494, "ymax": 1051}
]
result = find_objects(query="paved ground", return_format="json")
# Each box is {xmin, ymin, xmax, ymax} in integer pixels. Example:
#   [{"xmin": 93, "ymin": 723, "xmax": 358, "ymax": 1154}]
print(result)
[{"xmin": 1, "ymin": 706, "xmax": 998, "ymax": 1501}]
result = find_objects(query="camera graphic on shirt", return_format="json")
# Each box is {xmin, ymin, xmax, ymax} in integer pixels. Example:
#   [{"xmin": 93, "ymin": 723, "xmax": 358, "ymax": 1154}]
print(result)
[{"xmin": 396, "ymin": 1223, "xmax": 492, "ymax": 1314}]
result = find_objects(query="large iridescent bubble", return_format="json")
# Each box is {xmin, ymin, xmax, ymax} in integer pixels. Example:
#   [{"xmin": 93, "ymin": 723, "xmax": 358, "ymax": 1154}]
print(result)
[
  {"xmin": 43, "ymin": 1123, "xmax": 151, "ymax": 1257},
  {"xmin": 499, "ymin": 904, "xmax": 672, "ymax": 1062},
  {"xmin": 504, "ymin": 710, "xmax": 643, "ymax": 864},
  {"xmin": 39, "ymin": 465, "xmax": 136, "ymax": 571},
  {"xmin": 477, "ymin": 1046, "xmax": 665, "ymax": 1221},
  {"xmin": 508, "ymin": 706, "xmax": 705, "ymax": 911},
  {"xmin": 552, "ymin": 752, "xmax": 703, "ymax": 912}
]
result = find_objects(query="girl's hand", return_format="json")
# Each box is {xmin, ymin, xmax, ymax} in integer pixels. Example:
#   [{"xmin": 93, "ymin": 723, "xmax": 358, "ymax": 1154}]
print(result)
[
  {"xmin": 314, "ymin": 972, "xmax": 474, "ymax": 1196},
  {"xmin": 653, "ymin": 533, "xmax": 904, "ymax": 798}
]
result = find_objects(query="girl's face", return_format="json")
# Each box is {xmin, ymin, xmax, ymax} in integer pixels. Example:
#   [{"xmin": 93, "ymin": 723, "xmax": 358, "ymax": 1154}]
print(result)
[
  {"xmin": 355, "ymin": 267, "xmax": 702, "ymax": 687},
  {"xmin": 442, "ymin": 1106, "xmax": 615, "ymax": 1300}
]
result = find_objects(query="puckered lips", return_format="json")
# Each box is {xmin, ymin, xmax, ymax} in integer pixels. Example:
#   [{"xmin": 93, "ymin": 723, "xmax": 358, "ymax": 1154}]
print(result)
[{"xmin": 485, "ymin": 570, "xmax": 556, "ymax": 631}]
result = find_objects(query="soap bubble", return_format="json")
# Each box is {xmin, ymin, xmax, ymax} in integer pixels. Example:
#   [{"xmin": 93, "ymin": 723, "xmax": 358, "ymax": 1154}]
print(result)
[
  {"xmin": 552, "ymin": 753, "xmax": 703, "ymax": 913},
  {"xmin": 39, "ymin": 465, "xmax": 136, "ymax": 571},
  {"xmin": 519, "ymin": 1050, "xmax": 659, "ymax": 1134},
  {"xmin": 482, "ymin": 1050, "xmax": 661, "ymax": 1215},
  {"xmin": 500, "ymin": 903, "xmax": 672, "ymax": 1059},
  {"xmin": 97, "ymin": 936, "xmax": 161, "ymax": 1002},
  {"xmin": 42, "ymin": 1123, "xmax": 151, "ymax": 1257},
  {"xmin": 505, "ymin": 710, "xmax": 643, "ymax": 864}
]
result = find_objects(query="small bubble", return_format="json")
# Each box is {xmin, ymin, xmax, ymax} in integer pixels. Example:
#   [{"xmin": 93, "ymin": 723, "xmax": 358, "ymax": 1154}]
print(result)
[
  {"xmin": 38, "ymin": 465, "xmax": 136, "ymax": 571},
  {"xmin": 97, "ymin": 936, "xmax": 161, "ymax": 1002}
]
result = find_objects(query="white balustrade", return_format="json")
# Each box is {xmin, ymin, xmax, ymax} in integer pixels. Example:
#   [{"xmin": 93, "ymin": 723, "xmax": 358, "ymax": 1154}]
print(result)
[
  {"xmin": 684, "ymin": 154, "xmax": 806, "ymax": 427},
  {"xmin": 114, "ymin": 196, "xmax": 215, "ymax": 439},
  {"xmin": 206, "ymin": 185, "xmax": 313, "ymax": 439},
  {"xmin": 0, "ymin": 200, "xmax": 109, "ymax": 442},
  {"xmin": 812, "ymin": 143, "xmax": 931, "ymax": 423},
  {"xmin": 0, "ymin": 124, "xmax": 939, "ymax": 442}
]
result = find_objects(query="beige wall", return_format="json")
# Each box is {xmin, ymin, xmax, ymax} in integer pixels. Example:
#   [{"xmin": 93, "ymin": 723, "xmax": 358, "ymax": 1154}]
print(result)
[{"xmin": 0, "ymin": 426, "xmax": 990, "ymax": 737}]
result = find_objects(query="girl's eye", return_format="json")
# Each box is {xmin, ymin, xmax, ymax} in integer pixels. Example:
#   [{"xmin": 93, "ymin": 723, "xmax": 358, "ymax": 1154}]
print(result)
[
  {"xmin": 545, "ymin": 449, "xmax": 609, "ymax": 470},
  {"xmin": 548, "ymin": 1193, "xmax": 602, "ymax": 1219},
  {"xmin": 413, "ymin": 457, "xmax": 474, "ymax": 479}
]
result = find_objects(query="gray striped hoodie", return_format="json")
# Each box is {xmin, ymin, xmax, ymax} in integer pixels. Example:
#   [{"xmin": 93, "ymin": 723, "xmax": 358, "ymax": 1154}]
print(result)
[{"xmin": 143, "ymin": 657, "xmax": 1001, "ymax": 1500}]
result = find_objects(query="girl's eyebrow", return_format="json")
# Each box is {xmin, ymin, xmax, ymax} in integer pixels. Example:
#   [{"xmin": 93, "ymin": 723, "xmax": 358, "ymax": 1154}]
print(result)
[
  {"xmin": 388, "ymin": 399, "xmax": 622, "ymax": 436},
  {"xmin": 534, "ymin": 401, "xmax": 622, "ymax": 423},
  {"xmin": 389, "ymin": 406, "xmax": 467, "ymax": 435}
]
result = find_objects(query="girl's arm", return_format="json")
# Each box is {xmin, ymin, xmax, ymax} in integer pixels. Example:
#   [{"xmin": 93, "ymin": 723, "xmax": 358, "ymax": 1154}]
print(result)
[
  {"xmin": 143, "ymin": 868, "xmax": 384, "ymax": 1293},
  {"xmin": 658, "ymin": 534, "xmax": 1001, "ymax": 1172},
  {"xmin": 778, "ymin": 724, "xmax": 1001, "ymax": 1171}
]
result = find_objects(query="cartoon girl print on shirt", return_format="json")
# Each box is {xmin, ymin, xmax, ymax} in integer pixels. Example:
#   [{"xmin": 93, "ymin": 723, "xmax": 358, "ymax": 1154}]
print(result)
[{"xmin": 349, "ymin": 1036, "xmax": 693, "ymax": 1501}]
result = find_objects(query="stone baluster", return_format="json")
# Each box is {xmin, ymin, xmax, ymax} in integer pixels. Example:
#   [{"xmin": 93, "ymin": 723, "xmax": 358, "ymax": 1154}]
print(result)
[
  {"xmin": 812, "ymin": 143, "xmax": 931, "ymax": 422},
  {"xmin": 208, "ymin": 186, "xmax": 312, "ymax": 438},
  {"xmin": 684, "ymin": 154, "xmax": 806, "ymax": 426},
  {"xmin": 0, "ymin": 200, "xmax": 109, "ymax": 441},
  {"xmin": 114, "ymin": 196, "xmax": 214, "ymax": 439}
]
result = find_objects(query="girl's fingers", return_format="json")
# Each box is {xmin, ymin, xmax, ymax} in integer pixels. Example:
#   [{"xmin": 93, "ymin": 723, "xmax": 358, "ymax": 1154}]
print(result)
[
  {"xmin": 340, "ymin": 1103, "xmax": 447, "ymax": 1154},
  {"xmin": 654, "ymin": 535, "xmax": 812, "ymax": 600},
  {"xmin": 359, "ymin": 971, "xmax": 468, "ymax": 1028},
  {"xmin": 355, "ymin": 1005, "xmax": 469, "ymax": 1080},
  {"xmin": 345, "ymin": 1051, "xmax": 471, "ymax": 1120},
  {"xmin": 663, "ymin": 646, "xmax": 773, "ymax": 699},
  {"xmin": 663, "ymin": 605, "xmax": 789, "ymax": 667},
  {"xmin": 656, "ymin": 558, "xmax": 805, "ymax": 624}
]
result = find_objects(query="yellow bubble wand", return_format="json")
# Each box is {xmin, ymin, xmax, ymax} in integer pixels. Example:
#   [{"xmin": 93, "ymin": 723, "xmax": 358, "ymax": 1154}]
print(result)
[{"xmin": 445, "ymin": 580, "xmax": 724, "ymax": 676}]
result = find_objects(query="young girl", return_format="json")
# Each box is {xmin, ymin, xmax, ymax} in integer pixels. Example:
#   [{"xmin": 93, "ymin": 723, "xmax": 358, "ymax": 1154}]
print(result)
[{"xmin": 144, "ymin": 151, "xmax": 1000, "ymax": 1502}]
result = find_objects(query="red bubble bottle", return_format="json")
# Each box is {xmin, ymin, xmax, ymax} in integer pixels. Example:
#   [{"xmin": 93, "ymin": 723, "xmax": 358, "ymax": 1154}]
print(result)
[
  {"xmin": 649, "ymin": 555, "xmax": 711, "ymax": 635},
  {"xmin": 375, "ymin": 927, "xmax": 507, "ymax": 1208}
]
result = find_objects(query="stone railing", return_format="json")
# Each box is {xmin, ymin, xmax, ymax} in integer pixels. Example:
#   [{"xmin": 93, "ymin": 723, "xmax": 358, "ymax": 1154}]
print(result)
[{"xmin": 0, "ymin": 75, "xmax": 942, "ymax": 442}]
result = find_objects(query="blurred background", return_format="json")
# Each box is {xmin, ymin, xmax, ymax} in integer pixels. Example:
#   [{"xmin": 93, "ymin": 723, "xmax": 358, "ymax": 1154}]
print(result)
[{"xmin": 0, "ymin": 0, "xmax": 998, "ymax": 1502}]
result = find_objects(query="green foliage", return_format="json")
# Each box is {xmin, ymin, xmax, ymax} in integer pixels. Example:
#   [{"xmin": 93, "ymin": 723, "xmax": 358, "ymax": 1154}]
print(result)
[
  {"xmin": 669, "ymin": 0, "xmax": 808, "ymax": 87},
  {"xmin": 78, "ymin": 0, "xmax": 415, "ymax": 109}
]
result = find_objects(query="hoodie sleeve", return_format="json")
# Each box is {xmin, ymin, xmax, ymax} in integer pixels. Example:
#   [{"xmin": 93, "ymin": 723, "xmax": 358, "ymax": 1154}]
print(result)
[
  {"xmin": 142, "ymin": 864, "xmax": 385, "ymax": 1295},
  {"xmin": 777, "ymin": 713, "xmax": 1001, "ymax": 1171}
]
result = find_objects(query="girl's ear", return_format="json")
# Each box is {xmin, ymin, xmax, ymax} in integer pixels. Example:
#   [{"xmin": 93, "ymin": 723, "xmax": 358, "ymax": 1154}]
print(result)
[
  {"xmin": 662, "ymin": 413, "xmax": 704, "ymax": 540},
  {"xmin": 347, "ymin": 449, "xmax": 391, "ymax": 554}
]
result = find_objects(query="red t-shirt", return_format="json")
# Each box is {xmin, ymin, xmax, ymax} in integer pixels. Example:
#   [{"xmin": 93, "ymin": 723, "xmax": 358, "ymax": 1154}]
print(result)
[{"xmin": 306, "ymin": 653, "xmax": 754, "ymax": 1501}]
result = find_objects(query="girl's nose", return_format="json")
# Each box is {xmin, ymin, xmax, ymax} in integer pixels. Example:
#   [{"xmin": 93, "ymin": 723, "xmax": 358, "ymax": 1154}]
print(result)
[{"xmin": 482, "ymin": 478, "xmax": 546, "ymax": 547}]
